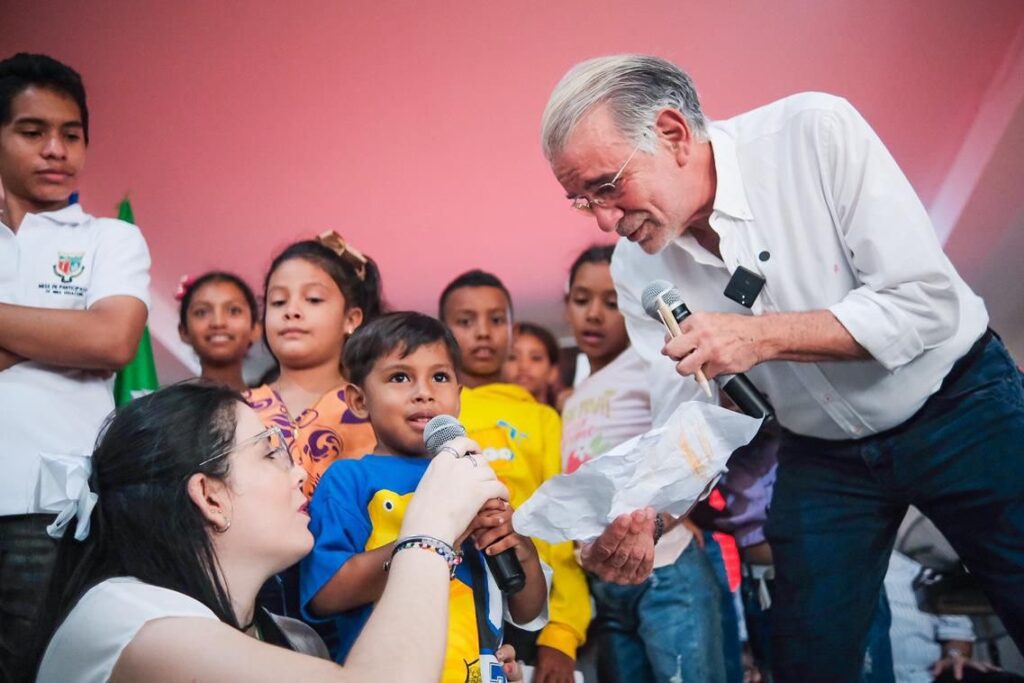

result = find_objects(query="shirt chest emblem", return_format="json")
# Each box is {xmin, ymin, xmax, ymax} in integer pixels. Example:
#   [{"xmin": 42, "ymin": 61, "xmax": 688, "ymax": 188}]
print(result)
[{"xmin": 53, "ymin": 252, "xmax": 86, "ymax": 283}]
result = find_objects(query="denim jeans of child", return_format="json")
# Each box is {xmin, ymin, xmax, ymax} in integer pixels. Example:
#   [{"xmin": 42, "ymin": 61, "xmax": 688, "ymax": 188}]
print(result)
[{"xmin": 589, "ymin": 538, "xmax": 727, "ymax": 683}]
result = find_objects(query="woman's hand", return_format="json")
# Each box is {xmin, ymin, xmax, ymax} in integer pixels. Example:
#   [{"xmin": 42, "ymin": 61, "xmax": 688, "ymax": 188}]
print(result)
[{"xmin": 401, "ymin": 436, "xmax": 508, "ymax": 546}]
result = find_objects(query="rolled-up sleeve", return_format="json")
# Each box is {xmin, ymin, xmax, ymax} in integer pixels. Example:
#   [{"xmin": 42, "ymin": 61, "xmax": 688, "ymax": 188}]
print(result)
[{"xmin": 821, "ymin": 99, "xmax": 959, "ymax": 371}]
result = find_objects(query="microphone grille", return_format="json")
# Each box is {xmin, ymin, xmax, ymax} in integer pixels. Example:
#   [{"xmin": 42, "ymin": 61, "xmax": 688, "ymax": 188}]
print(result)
[
  {"xmin": 423, "ymin": 415, "xmax": 466, "ymax": 455},
  {"xmin": 661, "ymin": 286, "xmax": 683, "ymax": 309},
  {"xmin": 641, "ymin": 280, "xmax": 674, "ymax": 319}
]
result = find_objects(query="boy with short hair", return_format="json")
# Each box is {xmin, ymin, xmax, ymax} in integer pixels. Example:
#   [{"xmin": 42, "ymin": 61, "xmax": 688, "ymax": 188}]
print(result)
[
  {"xmin": 300, "ymin": 311, "xmax": 549, "ymax": 682},
  {"xmin": 439, "ymin": 270, "xmax": 592, "ymax": 681},
  {"xmin": 0, "ymin": 53, "xmax": 150, "ymax": 672}
]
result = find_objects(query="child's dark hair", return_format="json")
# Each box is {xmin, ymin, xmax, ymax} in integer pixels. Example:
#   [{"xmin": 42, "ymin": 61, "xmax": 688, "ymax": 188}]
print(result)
[
  {"xmin": 344, "ymin": 312, "xmax": 461, "ymax": 387},
  {"xmin": 178, "ymin": 271, "xmax": 259, "ymax": 331},
  {"xmin": 0, "ymin": 53, "xmax": 89, "ymax": 144},
  {"xmin": 568, "ymin": 244, "xmax": 615, "ymax": 290},
  {"xmin": 28, "ymin": 382, "xmax": 248, "ymax": 678},
  {"xmin": 514, "ymin": 322, "xmax": 560, "ymax": 366},
  {"xmin": 437, "ymin": 269, "xmax": 513, "ymax": 319}
]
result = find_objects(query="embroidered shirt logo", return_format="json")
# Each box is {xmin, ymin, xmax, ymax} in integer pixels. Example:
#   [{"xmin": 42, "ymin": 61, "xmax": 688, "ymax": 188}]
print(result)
[{"xmin": 53, "ymin": 252, "xmax": 85, "ymax": 283}]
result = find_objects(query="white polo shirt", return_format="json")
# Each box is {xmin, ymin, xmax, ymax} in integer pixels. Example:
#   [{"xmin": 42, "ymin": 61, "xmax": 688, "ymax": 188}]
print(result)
[
  {"xmin": 0, "ymin": 204, "xmax": 151, "ymax": 515},
  {"xmin": 612, "ymin": 92, "xmax": 988, "ymax": 440}
]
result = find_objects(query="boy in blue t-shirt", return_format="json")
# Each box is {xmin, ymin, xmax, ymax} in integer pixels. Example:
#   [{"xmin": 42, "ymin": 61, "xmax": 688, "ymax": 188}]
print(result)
[{"xmin": 300, "ymin": 311, "xmax": 549, "ymax": 682}]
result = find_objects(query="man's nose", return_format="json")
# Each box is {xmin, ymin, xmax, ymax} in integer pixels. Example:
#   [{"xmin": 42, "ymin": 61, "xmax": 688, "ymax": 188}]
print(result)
[{"xmin": 594, "ymin": 205, "xmax": 623, "ymax": 234}]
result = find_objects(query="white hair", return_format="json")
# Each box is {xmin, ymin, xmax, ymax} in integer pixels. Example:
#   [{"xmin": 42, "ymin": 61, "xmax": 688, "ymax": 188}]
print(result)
[{"xmin": 541, "ymin": 54, "xmax": 709, "ymax": 160}]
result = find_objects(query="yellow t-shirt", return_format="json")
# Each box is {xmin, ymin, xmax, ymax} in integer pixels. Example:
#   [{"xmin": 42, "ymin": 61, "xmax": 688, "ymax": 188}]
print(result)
[{"xmin": 459, "ymin": 383, "xmax": 592, "ymax": 658}]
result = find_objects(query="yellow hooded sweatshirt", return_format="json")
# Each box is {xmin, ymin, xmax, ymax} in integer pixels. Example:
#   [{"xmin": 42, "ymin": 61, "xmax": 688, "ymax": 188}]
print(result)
[{"xmin": 459, "ymin": 382, "xmax": 591, "ymax": 659}]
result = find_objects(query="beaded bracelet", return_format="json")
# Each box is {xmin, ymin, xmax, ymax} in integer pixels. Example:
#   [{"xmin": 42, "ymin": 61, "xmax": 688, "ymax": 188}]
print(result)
[{"xmin": 383, "ymin": 535, "xmax": 463, "ymax": 579}]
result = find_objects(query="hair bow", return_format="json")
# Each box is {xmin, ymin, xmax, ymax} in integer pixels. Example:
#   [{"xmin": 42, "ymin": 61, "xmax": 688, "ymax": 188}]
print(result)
[{"xmin": 316, "ymin": 230, "xmax": 368, "ymax": 281}]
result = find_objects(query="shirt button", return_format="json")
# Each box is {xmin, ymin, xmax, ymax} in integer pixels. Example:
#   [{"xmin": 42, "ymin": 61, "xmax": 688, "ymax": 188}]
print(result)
[{"xmin": 759, "ymin": 251, "xmax": 770, "ymax": 262}]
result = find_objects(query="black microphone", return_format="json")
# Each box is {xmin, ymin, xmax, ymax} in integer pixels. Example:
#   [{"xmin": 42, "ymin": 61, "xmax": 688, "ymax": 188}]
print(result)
[
  {"xmin": 641, "ymin": 280, "xmax": 776, "ymax": 426},
  {"xmin": 423, "ymin": 415, "xmax": 526, "ymax": 594}
]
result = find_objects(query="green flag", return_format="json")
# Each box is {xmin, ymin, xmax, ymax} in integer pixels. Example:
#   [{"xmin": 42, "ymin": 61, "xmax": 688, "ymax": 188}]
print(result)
[{"xmin": 113, "ymin": 196, "xmax": 159, "ymax": 405}]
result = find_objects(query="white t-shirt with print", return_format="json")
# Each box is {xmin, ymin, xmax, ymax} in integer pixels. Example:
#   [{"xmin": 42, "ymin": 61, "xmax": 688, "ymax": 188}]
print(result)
[
  {"xmin": 0, "ymin": 204, "xmax": 151, "ymax": 515},
  {"xmin": 561, "ymin": 347, "xmax": 651, "ymax": 474},
  {"xmin": 37, "ymin": 577, "xmax": 217, "ymax": 683}
]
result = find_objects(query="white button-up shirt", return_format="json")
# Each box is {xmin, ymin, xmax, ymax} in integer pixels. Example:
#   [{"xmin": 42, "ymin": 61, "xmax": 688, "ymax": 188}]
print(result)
[
  {"xmin": 0, "ymin": 204, "xmax": 151, "ymax": 515},
  {"xmin": 612, "ymin": 92, "xmax": 988, "ymax": 440}
]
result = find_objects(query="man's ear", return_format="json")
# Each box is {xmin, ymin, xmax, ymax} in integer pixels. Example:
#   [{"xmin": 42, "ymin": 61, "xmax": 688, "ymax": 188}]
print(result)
[
  {"xmin": 653, "ymin": 107, "xmax": 694, "ymax": 164},
  {"xmin": 345, "ymin": 382, "xmax": 370, "ymax": 419},
  {"xmin": 186, "ymin": 472, "xmax": 232, "ymax": 531}
]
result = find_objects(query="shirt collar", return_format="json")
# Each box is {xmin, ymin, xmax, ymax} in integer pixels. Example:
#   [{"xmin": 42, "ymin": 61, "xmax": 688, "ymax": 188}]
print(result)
[
  {"xmin": 30, "ymin": 203, "xmax": 89, "ymax": 227},
  {"xmin": 708, "ymin": 125, "xmax": 753, "ymax": 221}
]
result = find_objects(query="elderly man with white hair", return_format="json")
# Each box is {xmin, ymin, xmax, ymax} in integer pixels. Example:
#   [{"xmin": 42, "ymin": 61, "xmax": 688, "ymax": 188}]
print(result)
[{"xmin": 540, "ymin": 54, "xmax": 1024, "ymax": 682}]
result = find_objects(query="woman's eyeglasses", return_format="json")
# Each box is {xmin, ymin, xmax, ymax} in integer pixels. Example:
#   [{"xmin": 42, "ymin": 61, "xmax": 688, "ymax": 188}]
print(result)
[{"xmin": 197, "ymin": 425, "xmax": 293, "ymax": 472}]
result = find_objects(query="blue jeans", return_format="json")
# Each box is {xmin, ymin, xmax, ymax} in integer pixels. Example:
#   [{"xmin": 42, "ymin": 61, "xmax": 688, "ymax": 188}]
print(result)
[
  {"xmin": 589, "ymin": 539, "xmax": 727, "ymax": 683},
  {"xmin": 740, "ymin": 570, "xmax": 893, "ymax": 683},
  {"xmin": 705, "ymin": 533, "xmax": 743, "ymax": 683},
  {"xmin": 766, "ymin": 335, "xmax": 1024, "ymax": 682}
]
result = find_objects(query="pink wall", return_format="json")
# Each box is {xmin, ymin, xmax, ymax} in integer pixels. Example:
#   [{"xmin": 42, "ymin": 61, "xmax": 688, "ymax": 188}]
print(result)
[{"xmin": 3, "ymin": 1, "xmax": 1023, "ymax": 368}]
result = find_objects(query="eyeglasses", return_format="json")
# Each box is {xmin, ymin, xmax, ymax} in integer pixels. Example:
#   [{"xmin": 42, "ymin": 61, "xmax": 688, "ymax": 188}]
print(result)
[
  {"xmin": 197, "ymin": 425, "xmax": 294, "ymax": 473},
  {"xmin": 570, "ymin": 140, "xmax": 643, "ymax": 215}
]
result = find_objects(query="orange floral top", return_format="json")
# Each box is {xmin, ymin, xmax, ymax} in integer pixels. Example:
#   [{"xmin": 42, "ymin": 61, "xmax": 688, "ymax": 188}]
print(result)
[{"xmin": 244, "ymin": 384, "xmax": 377, "ymax": 497}]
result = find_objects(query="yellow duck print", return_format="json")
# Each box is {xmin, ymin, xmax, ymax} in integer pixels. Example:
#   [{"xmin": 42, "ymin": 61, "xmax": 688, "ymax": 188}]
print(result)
[{"xmin": 365, "ymin": 488, "xmax": 412, "ymax": 551}]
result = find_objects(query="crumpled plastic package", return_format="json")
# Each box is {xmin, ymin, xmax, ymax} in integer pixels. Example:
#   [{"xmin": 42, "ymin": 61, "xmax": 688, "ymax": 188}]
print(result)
[{"xmin": 513, "ymin": 401, "xmax": 762, "ymax": 543}]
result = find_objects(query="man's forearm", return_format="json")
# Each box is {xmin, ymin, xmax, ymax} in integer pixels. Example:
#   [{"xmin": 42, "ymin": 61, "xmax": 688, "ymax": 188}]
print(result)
[
  {"xmin": 755, "ymin": 310, "xmax": 869, "ymax": 364},
  {"xmin": 0, "ymin": 298, "xmax": 146, "ymax": 370}
]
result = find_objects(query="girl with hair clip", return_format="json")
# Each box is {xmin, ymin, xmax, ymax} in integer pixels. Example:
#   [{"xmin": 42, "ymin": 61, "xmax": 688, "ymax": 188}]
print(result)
[
  {"xmin": 29, "ymin": 382, "xmax": 521, "ymax": 683},
  {"xmin": 177, "ymin": 272, "xmax": 261, "ymax": 391},
  {"xmin": 245, "ymin": 232, "xmax": 381, "ymax": 499}
]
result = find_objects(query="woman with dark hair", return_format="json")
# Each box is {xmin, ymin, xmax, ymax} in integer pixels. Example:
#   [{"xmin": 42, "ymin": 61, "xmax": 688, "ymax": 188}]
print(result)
[{"xmin": 31, "ymin": 382, "xmax": 512, "ymax": 682}]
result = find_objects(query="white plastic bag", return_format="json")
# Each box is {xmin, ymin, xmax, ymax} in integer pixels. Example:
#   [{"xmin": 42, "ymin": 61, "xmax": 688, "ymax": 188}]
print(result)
[{"xmin": 513, "ymin": 401, "xmax": 761, "ymax": 543}]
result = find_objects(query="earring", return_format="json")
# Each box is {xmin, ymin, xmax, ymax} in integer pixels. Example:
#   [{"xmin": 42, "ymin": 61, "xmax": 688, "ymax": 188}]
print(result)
[{"xmin": 215, "ymin": 517, "xmax": 232, "ymax": 533}]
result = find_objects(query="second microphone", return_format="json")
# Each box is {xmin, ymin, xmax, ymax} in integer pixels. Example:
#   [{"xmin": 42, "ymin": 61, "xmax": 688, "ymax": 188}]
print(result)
[
  {"xmin": 424, "ymin": 414, "xmax": 527, "ymax": 594},
  {"xmin": 641, "ymin": 280, "xmax": 776, "ymax": 426}
]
